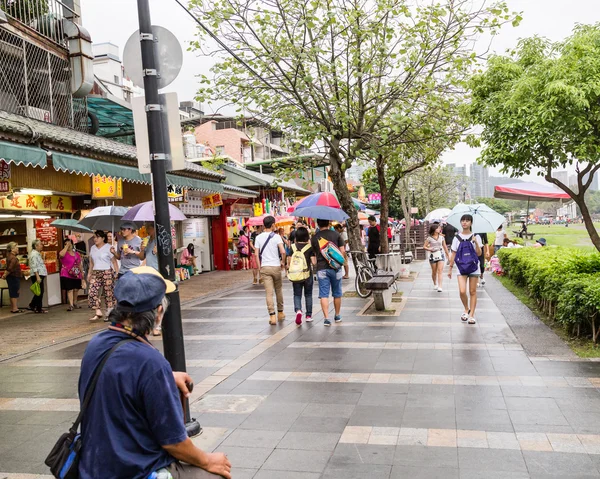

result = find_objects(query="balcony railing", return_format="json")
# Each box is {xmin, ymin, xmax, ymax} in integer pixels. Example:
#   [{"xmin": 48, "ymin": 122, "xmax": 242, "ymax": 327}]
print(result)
[{"xmin": 1, "ymin": 0, "xmax": 79, "ymax": 48}]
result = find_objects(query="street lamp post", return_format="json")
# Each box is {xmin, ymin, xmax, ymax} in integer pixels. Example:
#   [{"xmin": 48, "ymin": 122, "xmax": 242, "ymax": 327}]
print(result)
[{"xmin": 136, "ymin": 0, "xmax": 200, "ymax": 437}]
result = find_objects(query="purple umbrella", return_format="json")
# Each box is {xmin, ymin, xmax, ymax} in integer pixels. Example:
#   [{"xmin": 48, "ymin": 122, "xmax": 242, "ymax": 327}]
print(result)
[{"xmin": 121, "ymin": 201, "xmax": 187, "ymax": 222}]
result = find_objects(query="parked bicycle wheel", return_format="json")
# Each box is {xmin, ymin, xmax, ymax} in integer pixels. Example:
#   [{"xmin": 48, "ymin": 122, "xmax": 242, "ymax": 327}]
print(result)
[{"xmin": 355, "ymin": 266, "xmax": 373, "ymax": 298}]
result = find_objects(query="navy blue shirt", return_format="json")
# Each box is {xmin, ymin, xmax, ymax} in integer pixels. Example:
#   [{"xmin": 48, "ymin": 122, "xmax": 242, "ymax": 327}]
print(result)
[{"xmin": 78, "ymin": 330, "xmax": 188, "ymax": 479}]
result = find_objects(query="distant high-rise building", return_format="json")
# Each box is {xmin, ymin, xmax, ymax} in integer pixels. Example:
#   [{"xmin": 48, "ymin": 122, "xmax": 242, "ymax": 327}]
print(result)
[
  {"xmin": 446, "ymin": 163, "xmax": 469, "ymax": 202},
  {"xmin": 346, "ymin": 161, "xmax": 369, "ymax": 184},
  {"xmin": 470, "ymin": 163, "xmax": 490, "ymax": 198},
  {"xmin": 553, "ymin": 170, "xmax": 569, "ymax": 186}
]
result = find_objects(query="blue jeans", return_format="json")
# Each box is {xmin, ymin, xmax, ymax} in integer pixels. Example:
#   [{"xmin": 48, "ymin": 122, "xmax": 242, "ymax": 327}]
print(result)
[
  {"xmin": 317, "ymin": 268, "xmax": 343, "ymax": 299},
  {"xmin": 292, "ymin": 275, "xmax": 313, "ymax": 316}
]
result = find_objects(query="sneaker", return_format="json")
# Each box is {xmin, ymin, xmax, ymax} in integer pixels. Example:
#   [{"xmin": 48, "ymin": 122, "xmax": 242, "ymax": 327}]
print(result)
[
  {"xmin": 460, "ymin": 312, "xmax": 469, "ymax": 322},
  {"xmin": 334, "ymin": 315, "xmax": 342, "ymax": 323},
  {"xmin": 481, "ymin": 279, "xmax": 486, "ymax": 286},
  {"xmin": 305, "ymin": 316, "xmax": 313, "ymax": 322},
  {"xmin": 152, "ymin": 326, "xmax": 162, "ymax": 336},
  {"xmin": 468, "ymin": 317, "xmax": 476, "ymax": 324},
  {"xmin": 433, "ymin": 283, "xmax": 438, "ymax": 290},
  {"xmin": 295, "ymin": 311, "xmax": 303, "ymax": 325},
  {"xmin": 437, "ymin": 287, "xmax": 443, "ymax": 292},
  {"xmin": 324, "ymin": 319, "xmax": 331, "ymax": 327}
]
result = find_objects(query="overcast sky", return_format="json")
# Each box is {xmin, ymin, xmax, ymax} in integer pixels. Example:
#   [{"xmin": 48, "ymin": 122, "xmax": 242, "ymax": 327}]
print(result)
[{"xmin": 81, "ymin": 0, "xmax": 599, "ymax": 179}]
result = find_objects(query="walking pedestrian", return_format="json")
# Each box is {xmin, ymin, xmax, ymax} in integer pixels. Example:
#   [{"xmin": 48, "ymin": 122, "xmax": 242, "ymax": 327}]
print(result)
[
  {"xmin": 479, "ymin": 232, "xmax": 489, "ymax": 286},
  {"xmin": 4, "ymin": 242, "xmax": 23, "ymax": 313},
  {"xmin": 289, "ymin": 226, "xmax": 314, "ymax": 325},
  {"xmin": 448, "ymin": 214, "xmax": 483, "ymax": 325},
  {"xmin": 143, "ymin": 223, "xmax": 158, "ymax": 271},
  {"xmin": 238, "ymin": 225, "xmax": 251, "ymax": 270},
  {"xmin": 254, "ymin": 215, "xmax": 287, "ymax": 325},
  {"xmin": 249, "ymin": 226, "xmax": 260, "ymax": 285},
  {"xmin": 424, "ymin": 223, "xmax": 449, "ymax": 292},
  {"xmin": 442, "ymin": 222, "xmax": 458, "ymax": 261},
  {"xmin": 60, "ymin": 238, "xmax": 84, "ymax": 311},
  {"xmin": 311, "ymin": 218, "xmax": 346, "ymax": 326},
  {"xmin": 28, "ymin": 239, "xmax": 47, "ymax": 314},
  {"xmin": 87, "ymin": 231, "xmax": 118, "ymax": 322},
  {"xmin": 494, "ymin": 224, "xmax": 507, "ymax": 254},
  {"xmin": 77, "ymin": 266, "xmax": 231, "ymax": 479},
  {"xmin": 366, "ymin": 215, "xmax": 380, "ymax": 260},
  {"xmin": 111, "ymin": 222, "xmax": 144, "ymax": 278}
]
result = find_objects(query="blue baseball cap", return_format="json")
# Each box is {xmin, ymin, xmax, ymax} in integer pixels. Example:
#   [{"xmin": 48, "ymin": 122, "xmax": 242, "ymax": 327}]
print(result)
[{"xmin": 114, "ymin": 266, "xmax": 176, "ymax": 313}]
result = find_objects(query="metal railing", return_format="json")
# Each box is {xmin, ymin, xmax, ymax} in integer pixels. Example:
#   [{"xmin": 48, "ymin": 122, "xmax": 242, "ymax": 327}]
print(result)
[
  {"xmin": 1, "ymin": 0, "xmax": 79, "ymax": 47},
  {"xmin": 0, "ymin": 26, "xmax": 88, "ymax": 131}
]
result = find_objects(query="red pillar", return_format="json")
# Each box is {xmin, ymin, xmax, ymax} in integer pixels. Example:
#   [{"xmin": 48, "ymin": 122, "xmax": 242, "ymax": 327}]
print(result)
[{"xmin": 212, "ymin": 203, "xmax": 231, "ymax": 270}]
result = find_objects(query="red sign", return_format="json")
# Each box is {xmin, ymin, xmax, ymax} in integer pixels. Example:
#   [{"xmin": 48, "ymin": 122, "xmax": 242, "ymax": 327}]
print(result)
[{"xmin": 35, "ymin": 219, "xmax": 58, "ymax": 247}]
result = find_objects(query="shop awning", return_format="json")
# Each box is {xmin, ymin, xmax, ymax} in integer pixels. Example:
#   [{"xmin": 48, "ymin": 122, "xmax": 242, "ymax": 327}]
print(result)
[
  {"xmin": 0, "ymin": 140, "xmax": 47, "ymax": 168},
  {"xmin": 51, "ymin": 152, "xmax": 223, "ymax": 193},
  {"xmin": 222, "ymin": 164, "xmax": 310, "ymax": 194}
]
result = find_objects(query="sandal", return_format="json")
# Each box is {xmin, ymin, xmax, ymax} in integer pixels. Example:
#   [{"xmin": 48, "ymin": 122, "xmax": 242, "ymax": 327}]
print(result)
[
  {"xmin": 67, "ymin": 306, "xmax": 74, "ymax": 312},
  {"xmin": 10, "ymin": 309, "xmax": 24, "ymax": 313},
  {"xmin": 89, "ymin": 315, "xmax": 103, "ymax": 321},
  {"xmin": 74, "ymin": 304, "xmax": 82, "ymax": 309}
]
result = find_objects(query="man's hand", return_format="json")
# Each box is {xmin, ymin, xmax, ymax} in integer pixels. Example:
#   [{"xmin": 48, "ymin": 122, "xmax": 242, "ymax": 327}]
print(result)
[
  {"xmin": 203, "ymin": 452, "xmax": 232, "ymax": 479},
  {"xmin": 173, "ymin": 371, "xmax": 193, "ymax": 398}
]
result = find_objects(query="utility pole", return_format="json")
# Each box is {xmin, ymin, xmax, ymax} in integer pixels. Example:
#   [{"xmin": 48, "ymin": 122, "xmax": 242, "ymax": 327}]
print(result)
[{"xmin": 136, "ymin": 0, "xmax": 200, "ymax": 437}]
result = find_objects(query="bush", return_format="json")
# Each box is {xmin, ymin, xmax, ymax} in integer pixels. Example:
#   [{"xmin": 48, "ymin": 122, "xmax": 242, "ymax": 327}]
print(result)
[{"xmin": 498, "ymin": 247, "xmax": 600, "ymax": 341}]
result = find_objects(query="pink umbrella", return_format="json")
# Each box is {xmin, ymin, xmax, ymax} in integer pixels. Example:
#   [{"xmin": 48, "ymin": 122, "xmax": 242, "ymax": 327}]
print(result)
[{"xmin": 247, "ymin": 215, "xmax": 267, "ymax": 227}]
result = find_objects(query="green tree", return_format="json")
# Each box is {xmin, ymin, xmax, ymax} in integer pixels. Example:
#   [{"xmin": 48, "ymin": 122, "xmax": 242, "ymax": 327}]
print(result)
[
  {"xmin": 469, "ymin": 24, "xmax": 600, "ymax": 252},
  {"xmin": 473, "ymin": 197, "xmax": 514, "ymax": 215},
  {"xmin": 189, "ymin": 0, "xmax": 520, "ymax": 250}
]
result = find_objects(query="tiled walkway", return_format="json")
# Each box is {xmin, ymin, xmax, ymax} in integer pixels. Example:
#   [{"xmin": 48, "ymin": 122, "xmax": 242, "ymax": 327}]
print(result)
[{"xmin": 2, "ymin": 261, "xmax": 600, "ymax": 478}]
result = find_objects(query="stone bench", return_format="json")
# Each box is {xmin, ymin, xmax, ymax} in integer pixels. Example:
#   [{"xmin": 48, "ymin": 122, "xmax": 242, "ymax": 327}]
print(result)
[{"xmin": 365, "ymin": 273, "xmax": 398, "ymax": 310}]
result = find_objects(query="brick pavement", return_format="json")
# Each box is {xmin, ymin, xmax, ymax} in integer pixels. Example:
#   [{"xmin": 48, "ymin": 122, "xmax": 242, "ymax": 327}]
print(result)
[{"xmin": 3, "ymin": 261, "xmax": 600, "ymax": 478}]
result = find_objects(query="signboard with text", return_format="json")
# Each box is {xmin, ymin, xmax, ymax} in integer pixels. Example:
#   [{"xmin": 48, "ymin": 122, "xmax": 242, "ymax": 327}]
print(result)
[
  {"xmin": 35, "ymin": 219, "xmax": 58, "ymax": 247},
  {"xmin": 167, "ymin": 185, "xmax": 187, "ymax": 203},
  {"xmin": 202, "ymin": 193, "xmax": 223, "ymax": 209},
  {"xmin": 0, "ymin": 160, "xmax": 11, "ymax": 194},
  {"xmin": 92, "ymin": 175, "xmax": 123, "ymax": 199},
  {"xmin": 0, "ymin": 194, "xmax": 72, "ymax": 212}
]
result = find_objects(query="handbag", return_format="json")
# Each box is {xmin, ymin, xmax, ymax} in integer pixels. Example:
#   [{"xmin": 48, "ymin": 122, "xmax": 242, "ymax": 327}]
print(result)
[
  {"xmin": 430, "ymin": 250, "xmax": 443, "ymax": 262},
  {"xmin": 30, "ymin": 281, "xmax": 41, "ymax": 296},
  {"xmin": 45, "ymin": 338, "xmax": 133, "ymax": 478}
]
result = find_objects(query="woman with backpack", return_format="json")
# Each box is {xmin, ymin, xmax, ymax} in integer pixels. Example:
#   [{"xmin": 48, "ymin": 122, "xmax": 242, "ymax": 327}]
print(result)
[
  {"xmin": 288, "ymin": 226, "xmax": 314, "ymax": 326},
  {"xmin": 447, "ymin": 214, "xmax": 483, "ymax": 325},
  {"xmin": 424, "ymin": 223, "xmax": 449, "ymax": 292}
]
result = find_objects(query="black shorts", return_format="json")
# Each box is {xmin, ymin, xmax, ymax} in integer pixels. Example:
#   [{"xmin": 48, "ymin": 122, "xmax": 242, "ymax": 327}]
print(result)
[
  {"xmin": 61, "ymin": 276, "xmax": 82, "ymax": 291},
  {"xmin": 6, "ymin": 275, "xmax": 20, "ymax": 298}
]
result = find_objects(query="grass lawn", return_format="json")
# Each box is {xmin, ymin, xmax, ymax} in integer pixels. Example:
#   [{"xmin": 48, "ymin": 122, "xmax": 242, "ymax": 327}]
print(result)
[
  {"xmin": 491, "ymin": 223, "xmax": 600, "ymax": 251},
  {"xmin": 497, "ymin": 274, "xmax": 600, "ymax": 358}
]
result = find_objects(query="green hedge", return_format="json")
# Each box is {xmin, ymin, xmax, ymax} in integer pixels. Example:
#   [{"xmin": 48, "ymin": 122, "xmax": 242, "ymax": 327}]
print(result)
[{"xmin": 498, "ymin": 248, "xmax": 600, "ymax": 341}]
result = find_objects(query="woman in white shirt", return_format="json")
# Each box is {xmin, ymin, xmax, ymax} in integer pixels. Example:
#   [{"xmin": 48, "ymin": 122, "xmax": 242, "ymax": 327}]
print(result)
[
  {"xmin": 494, "ymin": 225, "xmax": 507, "ymax": 254},
  {"xmin": 28, "ymin": 239, "xmax": 48, "ymax": 313},
  {"xmin": 87, "ymin": 230, "xmax": 118, "ymax": 321}
]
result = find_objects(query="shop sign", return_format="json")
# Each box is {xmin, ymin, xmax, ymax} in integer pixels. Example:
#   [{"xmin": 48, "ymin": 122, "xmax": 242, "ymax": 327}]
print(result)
[
  {"xmin": 368, "ymin": 193, "xmax": 382, "ymax": 204},
  {"xmin": 231, "ymin": 204, "xmax": 253, "ymax": 217},
  {"xmin": 35, "ymin": 219, "xmax": 58, "ymax": 247},
  {"xmin": 183, "ymin": 218, "xmax": 205, "ymax": 239},
  {"xmin": 202, "ymin": 193, "xmax": 223, "ymax": 209},
  {"xmin": 168, "ymin": 185, "xmax": 188, "ymax": 203},
  {"xmin": 0, "ymin": 161, "xmax": 11, "ymax": 194},
  {"xmin": 0, "ymin": 194, "xmax": 72, "ymax": 212},
  {"xmin": 92, "ymin": 175, "xmax": 123, "ymax": 199}
]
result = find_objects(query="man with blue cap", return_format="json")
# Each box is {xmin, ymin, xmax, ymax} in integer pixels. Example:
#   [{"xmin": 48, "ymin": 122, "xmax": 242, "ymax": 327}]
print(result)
[{"xmin": 77, "ymin": 266, "xmax": 231, "ymax": 478}]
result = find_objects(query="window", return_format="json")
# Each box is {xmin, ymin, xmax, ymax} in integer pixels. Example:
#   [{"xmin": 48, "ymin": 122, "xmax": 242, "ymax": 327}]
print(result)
[
  {"xmin": 114, "ymin": 75, "xmax": 120, "ymax": 84},
  {"xmin": 215, "ymin": 146, "xmax": 224, "ymax": 155}
]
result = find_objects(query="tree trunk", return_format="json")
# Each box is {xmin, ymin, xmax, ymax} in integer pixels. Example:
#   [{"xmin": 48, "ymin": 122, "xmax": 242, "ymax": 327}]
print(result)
[
  {"xmin": 376, "ymin": 155, "xmax": 390, "ymax": 254},
  {"xmin": 399, "ymin": 178, "xmax": 412, "ymax": 245},
  {"xmin": 328, "ymin": 149, "xmax": 361, "ymax": 253},
  {"xmin": 577, "ymin": 198, "xmax": 600, "ymax": 253}
]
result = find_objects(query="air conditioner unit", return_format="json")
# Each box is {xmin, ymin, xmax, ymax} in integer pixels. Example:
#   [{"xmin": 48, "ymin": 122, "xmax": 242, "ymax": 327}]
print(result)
[
  {"xmin": 18, "ymin": 106, "xmax": 52, "ymax": 123},
  {"xmin": 320, "ymin": 179, "xmax": 334, "ymax": 193}
]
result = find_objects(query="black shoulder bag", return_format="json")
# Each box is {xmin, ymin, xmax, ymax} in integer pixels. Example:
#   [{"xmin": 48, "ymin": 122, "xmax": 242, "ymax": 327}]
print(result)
[
  {"xmin": 258, "ymin": 232, "xmax": 275, "ymax": 263},
  {"xmin": 45, "ymin": 338, "xmax": 134, "ymax": 479}
]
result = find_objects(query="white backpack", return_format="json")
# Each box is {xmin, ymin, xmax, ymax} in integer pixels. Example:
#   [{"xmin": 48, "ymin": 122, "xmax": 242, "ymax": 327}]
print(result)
[{"xmin": 288, "ymin": 244, "xmax": 311, "ymax": 282}]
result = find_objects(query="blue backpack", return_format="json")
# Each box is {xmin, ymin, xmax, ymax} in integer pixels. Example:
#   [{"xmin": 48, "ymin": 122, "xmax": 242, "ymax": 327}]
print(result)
[{"xmin": 455, "ymin": 235, "xmax": 480, "ymax": 276}]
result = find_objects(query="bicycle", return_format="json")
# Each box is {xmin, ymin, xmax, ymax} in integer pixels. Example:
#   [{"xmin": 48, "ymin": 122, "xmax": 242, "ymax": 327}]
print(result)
[{"xmin": 350, "ymin": 251, "xmax": 376, "ymax": 298}]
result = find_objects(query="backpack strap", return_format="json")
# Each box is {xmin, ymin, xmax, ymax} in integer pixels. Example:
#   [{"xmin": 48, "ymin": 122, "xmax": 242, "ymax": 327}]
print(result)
[
  {"xmin": 292, "ymin": 244, "xmax": 298, "ymax": 253},
  {"xmin": 300, "ymin": 244, "xmax": 311, "ymax": 254}
]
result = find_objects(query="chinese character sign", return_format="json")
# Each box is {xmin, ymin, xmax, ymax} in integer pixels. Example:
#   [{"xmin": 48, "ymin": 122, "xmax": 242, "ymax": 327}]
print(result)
[
  {"xmin": 0, "ymin": 160, "xmax": 11, "ymax": 194},
  {"xmin": 0, "ymin": 195, "xmax": 72, "ymax": 212},
  {"xmin": 92, "ymin": 175, "xmax": 123, "ymax": 199},
  {"xmin": 202, "ymin": 193, "xmax": 223, "ymax": 209},
  {"xmin": 167, "ymin": 185, "xmax": 187, "ymax": 203}
]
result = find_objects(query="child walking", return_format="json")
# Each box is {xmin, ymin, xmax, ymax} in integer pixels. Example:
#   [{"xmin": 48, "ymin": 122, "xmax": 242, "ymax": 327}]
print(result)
[{"xmin": 448, "ymin": 214, "xmax": 483, "ymax": 324}]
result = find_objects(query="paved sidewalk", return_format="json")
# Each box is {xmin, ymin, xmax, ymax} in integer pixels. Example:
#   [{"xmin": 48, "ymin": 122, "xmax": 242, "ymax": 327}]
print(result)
[
  {"xmin": 0, "ymin": 269, "xmax": 254, "ymax": 360},
  {"xmin": 3, "ymin": 261, "xmax": 600, "ymax": 478}
]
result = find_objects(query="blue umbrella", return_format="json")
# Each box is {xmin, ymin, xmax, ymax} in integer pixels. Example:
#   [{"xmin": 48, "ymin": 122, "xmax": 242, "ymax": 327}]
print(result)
[
  {"xmin": 292, "ymin": 206, "xmax": 350, "ymax": 222},
  {"xmin": 446, "ymin": 203, "xmax": 505, "ymax": 234}
]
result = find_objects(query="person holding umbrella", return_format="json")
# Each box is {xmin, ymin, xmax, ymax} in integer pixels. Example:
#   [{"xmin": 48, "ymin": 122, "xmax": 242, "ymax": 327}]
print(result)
[
  {"xmin": 448, "ymin": 214, "xmax": 483, "ymax": 325},
  {"xmin": 111, "ymin": 222, "xmax": 144, "ymax": 278}
]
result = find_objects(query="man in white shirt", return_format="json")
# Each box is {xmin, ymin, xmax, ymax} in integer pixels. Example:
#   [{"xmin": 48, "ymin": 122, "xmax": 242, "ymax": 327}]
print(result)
[
  {"xmin": 494, "ymin": 225, "xmax": 507, "ymax": 254},
  {"xmin": 254, "ymin": 215, "xmax": 287, "ymax": 325}
]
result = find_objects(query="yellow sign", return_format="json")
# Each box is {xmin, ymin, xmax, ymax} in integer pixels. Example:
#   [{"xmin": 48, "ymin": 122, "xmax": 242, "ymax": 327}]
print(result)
[
  {"xmin": 0, "ymin": 194, "xmax": 72, "ymax": 212},
  {"xmin": 202, "ymin": 193, "xmax": 223, "ymax": 209},
  {"xmin": 92, "ymin": 175, "xmax": 123, "ymax": 199},
  {"xmin": 167, "ymin": 185, "xmax": 187, "ymax": 203}
]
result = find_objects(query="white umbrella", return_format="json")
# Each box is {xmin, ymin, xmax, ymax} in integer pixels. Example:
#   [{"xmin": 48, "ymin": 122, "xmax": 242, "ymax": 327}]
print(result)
[
  {"xmin": 446, "ymin": 203, "xmax": 505, "ymax": 234},
  {"xmin": 424, "ymin": 208, "xmax": 452, "ymax": 222},
  {"xmin": 79, "ymin": 206, "xmax": 129, "ymax": 232}
]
